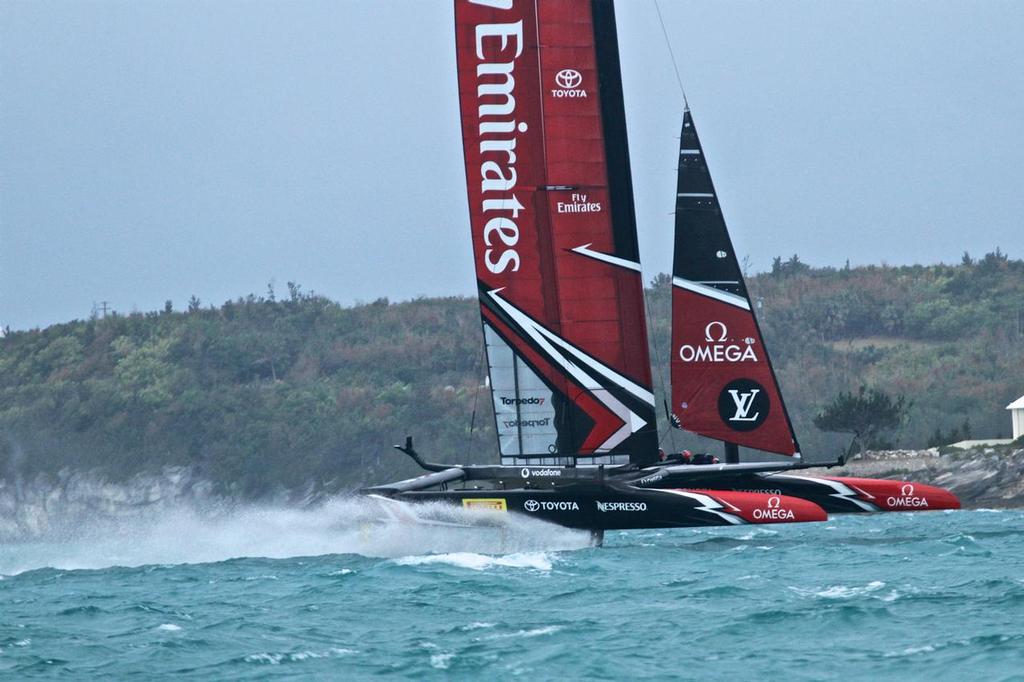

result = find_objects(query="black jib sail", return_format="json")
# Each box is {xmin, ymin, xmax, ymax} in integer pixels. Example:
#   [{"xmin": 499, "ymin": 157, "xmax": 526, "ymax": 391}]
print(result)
[{"xmin": 669, "ymin": 109, "xmax": 801, "ymax": 457}]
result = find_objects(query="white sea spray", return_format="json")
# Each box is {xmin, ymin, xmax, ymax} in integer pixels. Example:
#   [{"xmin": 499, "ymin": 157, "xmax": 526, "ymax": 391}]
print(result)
[{"xmin": 0, "ymin": 495, "xmax": 588, "ymax": 575}]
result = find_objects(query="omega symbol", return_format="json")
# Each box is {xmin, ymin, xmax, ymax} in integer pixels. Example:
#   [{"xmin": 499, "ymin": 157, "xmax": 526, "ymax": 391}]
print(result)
[{"xmin": 704, "ymin": 321, "xmax": 728, "ymax": 342}]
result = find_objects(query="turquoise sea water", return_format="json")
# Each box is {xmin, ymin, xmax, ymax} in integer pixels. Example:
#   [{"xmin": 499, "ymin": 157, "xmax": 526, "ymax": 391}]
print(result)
[{"xmin": 1, "ymin": 504, "xmax": 1022, "ymax": 680}]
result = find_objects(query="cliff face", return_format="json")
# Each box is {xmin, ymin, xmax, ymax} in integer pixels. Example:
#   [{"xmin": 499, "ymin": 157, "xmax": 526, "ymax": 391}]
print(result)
[
  {"xmin": 826, "ymin": 448, "xmax": 1024, "ymax": 508},
  {"xmin": 0, "ymin": 467, "xmax": 213, "ymax": 541}
]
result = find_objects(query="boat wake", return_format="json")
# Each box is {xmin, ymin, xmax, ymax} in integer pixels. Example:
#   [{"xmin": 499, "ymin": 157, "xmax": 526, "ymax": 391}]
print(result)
[
  {"xmin": 0, "ymin": 496, "xmax": 590, "ymax": 575},
  {"xmin": 393, "ymin": 551, "xmax": 554, "ymax": 572}
]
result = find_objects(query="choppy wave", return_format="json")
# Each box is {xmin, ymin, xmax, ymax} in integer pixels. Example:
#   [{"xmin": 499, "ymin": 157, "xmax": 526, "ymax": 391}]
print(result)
[
  {"xmin": 393, "ymin": 551, "xmax": 555, "ymax": 572},
  {"xmin": 791, "ymin": 580, "xmax": 887, "ymax": 599},
  {"xmin": 0, "ymin": 506, "xmax": 1022, "ymax": 678}
]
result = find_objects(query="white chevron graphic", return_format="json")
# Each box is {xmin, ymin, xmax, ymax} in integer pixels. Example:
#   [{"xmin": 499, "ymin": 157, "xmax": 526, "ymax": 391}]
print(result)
[
  {"xmin": 672, "ymin": 277, "xmax": 750, "ymax": 310},
  {"xmin": 770, "ymin": 475, "xmax": 879, "ymax": 512},
  {"xmin": 487, "ymin": 289, "xmax": 654, "ymax": 452},
  {"xmin": 570, "ymin": 243, "xmax": 642, "ymax": 272},
  {"xmin": 660, "ymin": 489, "xmax": 745, "ymax": 525}
]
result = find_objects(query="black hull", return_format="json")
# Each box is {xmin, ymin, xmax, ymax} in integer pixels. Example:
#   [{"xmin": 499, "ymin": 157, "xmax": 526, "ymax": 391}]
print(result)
[
  {"xmin": 372, "ymin": 476, "xmax": 827, "ymax": 530},
  {"xmin": 363, "ymin": 444, "xmax": 956, "ymax": 536},
  {"xmin": 395, "ymin": 487, "xmax": 731, "ymax": 531}
]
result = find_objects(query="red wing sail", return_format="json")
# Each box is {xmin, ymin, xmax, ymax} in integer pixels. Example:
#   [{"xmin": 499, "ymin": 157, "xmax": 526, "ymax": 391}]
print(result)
[
  {"xmin": 456, "ymin": 0, "xmax": 658, "ymax": 465},
  {"xmin": 670, "ymin": 110, "xmax": 800, "ymax": 456}
]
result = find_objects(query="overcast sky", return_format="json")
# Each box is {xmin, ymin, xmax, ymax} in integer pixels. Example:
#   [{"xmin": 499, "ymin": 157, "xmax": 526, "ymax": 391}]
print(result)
[{"xmin": 2, "ymin": 1, "xmax": 1022, "ymax": 330}]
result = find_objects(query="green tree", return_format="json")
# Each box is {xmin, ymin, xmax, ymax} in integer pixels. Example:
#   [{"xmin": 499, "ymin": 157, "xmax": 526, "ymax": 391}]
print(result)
[
  {"xmin": 770, "ymin": 253, "xmax": 811, "ymax": 279},
  {"xmin": 814, "ymin": 386, "xmax": 910, "ymax": 459}
]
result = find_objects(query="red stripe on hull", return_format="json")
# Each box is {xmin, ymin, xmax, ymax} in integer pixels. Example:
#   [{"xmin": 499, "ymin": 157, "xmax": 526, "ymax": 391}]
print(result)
[
  {"xmin": 825, "ymin": 477, "xmax": 961, "ymax": 511},
  {"xmin": 686, "ymin": 489, "xmax": 827, "ymax": 524}
]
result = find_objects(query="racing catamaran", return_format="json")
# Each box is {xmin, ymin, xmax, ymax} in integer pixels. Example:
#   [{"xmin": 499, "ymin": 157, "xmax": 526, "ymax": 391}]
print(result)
[{"xmin": 363, "ymin": 0, "xmax": 958, "ymax": 537}]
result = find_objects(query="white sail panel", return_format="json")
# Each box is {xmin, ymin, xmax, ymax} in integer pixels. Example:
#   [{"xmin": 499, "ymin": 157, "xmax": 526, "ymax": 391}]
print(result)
[{"xmin": 484, "ymin": 324, "xmax": 558, "ymax": 460}]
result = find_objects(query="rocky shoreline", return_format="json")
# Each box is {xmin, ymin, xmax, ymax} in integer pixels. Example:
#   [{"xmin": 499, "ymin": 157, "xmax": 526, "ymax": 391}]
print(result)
[{"xmin": 821, "ymin": 446, "xmax": 1024, "ymax": 509}]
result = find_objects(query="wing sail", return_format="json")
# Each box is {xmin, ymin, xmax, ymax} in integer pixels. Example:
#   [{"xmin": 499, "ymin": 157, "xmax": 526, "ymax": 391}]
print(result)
[{"xmin": 455, "ymin": 0, "xmax": 658, "ymax": 465}]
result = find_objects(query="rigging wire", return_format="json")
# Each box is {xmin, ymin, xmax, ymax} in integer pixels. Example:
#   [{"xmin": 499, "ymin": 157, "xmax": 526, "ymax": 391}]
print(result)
[
  {"xmin": 466, "ymin": 341, "xmax": 487, "ymax": 452},
  {"xmin": 654, "ymin": 0, "xmax": 689, "ymax": 110},
  {"xmin": 646, "ymin": 0, "xmax": 693, "ymax": 452},
  {"xmin": 641, "ymin": 277, "xmax": 677, "ymax": 453}
]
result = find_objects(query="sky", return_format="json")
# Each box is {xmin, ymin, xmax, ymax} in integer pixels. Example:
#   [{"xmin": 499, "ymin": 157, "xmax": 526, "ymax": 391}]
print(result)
[{"xmin": 2, "ymin": 0, "xmax": 1022, "ymax": 330}]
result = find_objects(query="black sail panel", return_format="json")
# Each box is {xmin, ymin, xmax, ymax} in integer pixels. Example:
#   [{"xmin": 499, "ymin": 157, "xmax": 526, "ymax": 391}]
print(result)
[{"xmin": 673, "ymin": 112, "xmax": 746, "ymax": 298}]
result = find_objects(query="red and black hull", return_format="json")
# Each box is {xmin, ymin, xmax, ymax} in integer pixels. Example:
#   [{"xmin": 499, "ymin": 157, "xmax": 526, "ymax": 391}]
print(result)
[
  {"xmin": 364, "ymin": 449, "xmax": 957, "ymax": 538},
  {"xmin": 636, "ymin": 470, "xmax": 961, "ymax": 514},
  {"xmin": 390, "ymin": 482, "xmax": 826, "ymax": 531}
]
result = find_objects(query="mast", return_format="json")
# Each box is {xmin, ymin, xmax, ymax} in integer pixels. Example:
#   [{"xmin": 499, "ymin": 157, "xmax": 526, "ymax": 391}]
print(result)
[
  {"xmin": 455, "ymin": 0, "xmax": 659, "ymax": 466},
  {"xmin": 669, "ymin": 109, "xmax": 801, "ymax": 458}
]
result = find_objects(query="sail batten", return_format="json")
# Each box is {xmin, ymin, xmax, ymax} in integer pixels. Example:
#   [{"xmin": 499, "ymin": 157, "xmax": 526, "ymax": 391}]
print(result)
[
  {"xmin": 456, "ymin": 0, "xmax": 658, "ymax": 465},
  {"xmin": 670, "ymin": 109, "xmax": 801, "ymax": 457}
]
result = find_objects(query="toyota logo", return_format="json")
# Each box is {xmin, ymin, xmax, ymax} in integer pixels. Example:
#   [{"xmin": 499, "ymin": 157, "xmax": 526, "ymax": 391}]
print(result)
[
  {"xmin": 524, "ymin": 499, "xmax": 540, "ymax": 512},
  {"xmin": 555, "ymin": 69, "xmax": 582, "ymax": 89}
]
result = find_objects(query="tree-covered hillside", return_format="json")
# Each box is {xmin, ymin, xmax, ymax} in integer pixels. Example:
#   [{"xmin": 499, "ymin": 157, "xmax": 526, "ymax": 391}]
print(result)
[{"xmin": 2, "ymin": 254, "xmax": 1022, "ymax": 496}]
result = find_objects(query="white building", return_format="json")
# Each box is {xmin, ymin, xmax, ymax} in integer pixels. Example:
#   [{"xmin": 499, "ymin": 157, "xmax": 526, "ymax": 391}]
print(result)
[
  {"xmin": 1009, "ymin": 394, "xmax": 1024, "ymax": 441},
  {"xmin": 949, "ymin": 393, "xmax": 1023, "ymax": 449}
]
